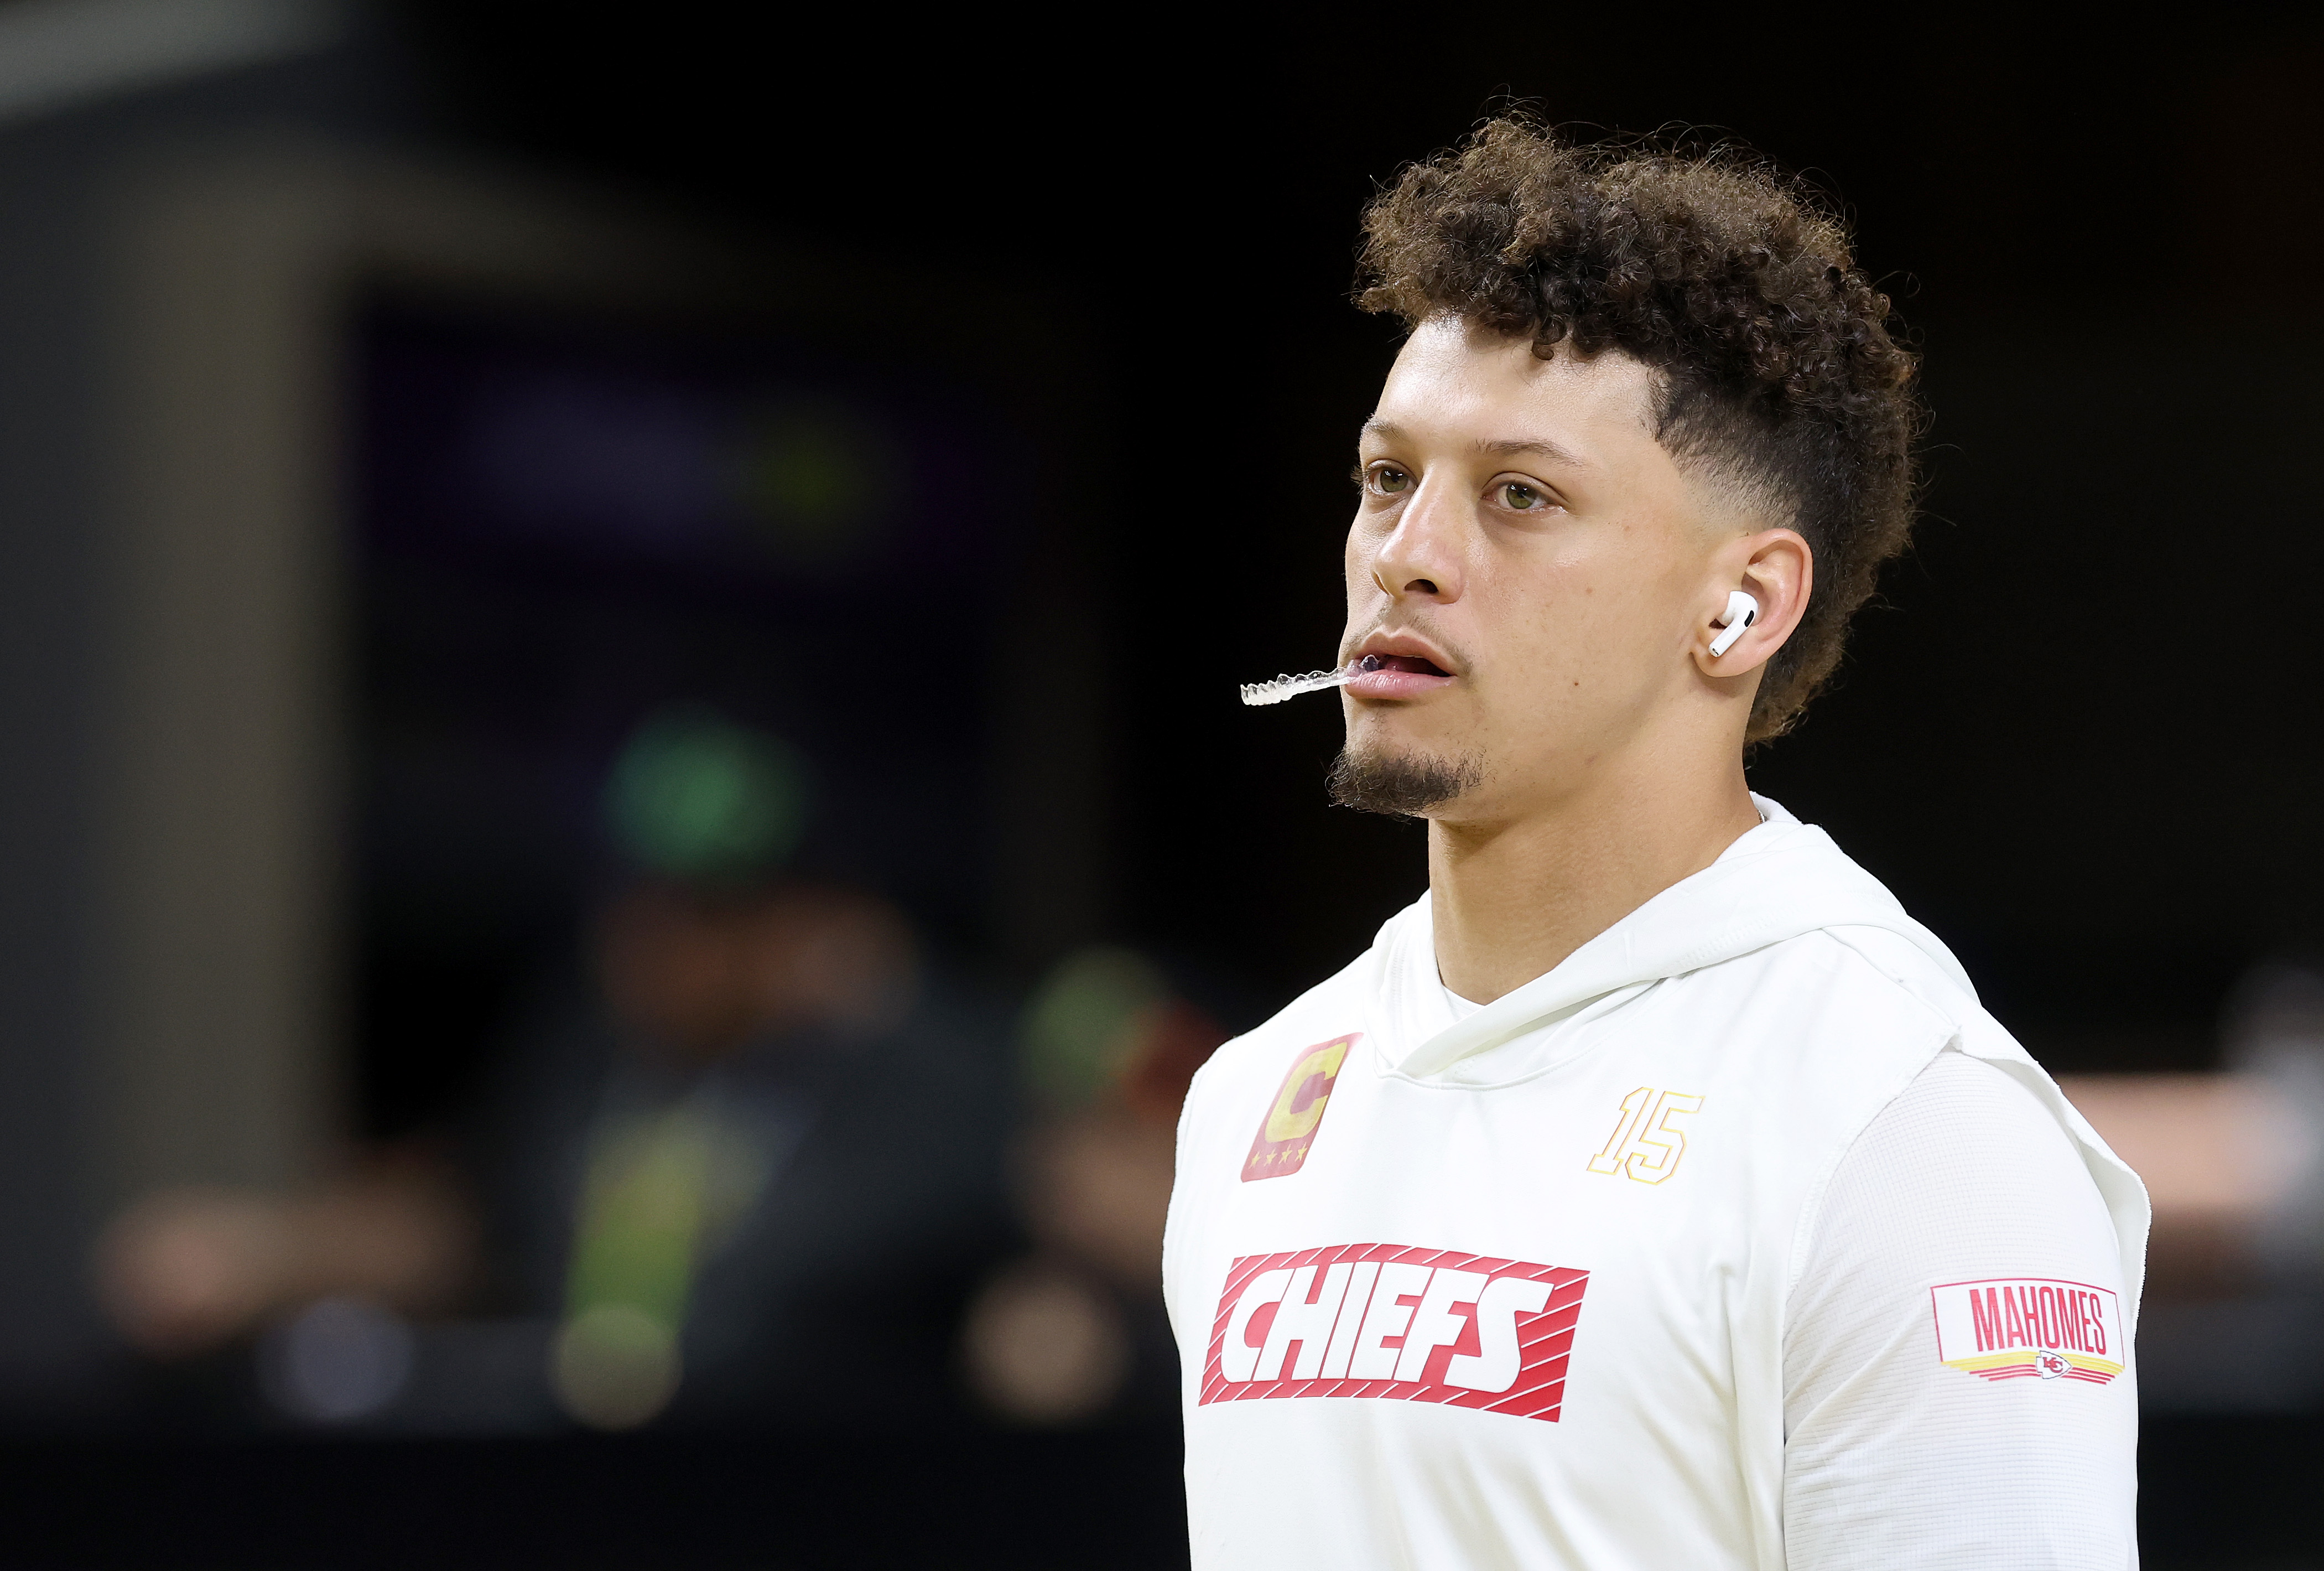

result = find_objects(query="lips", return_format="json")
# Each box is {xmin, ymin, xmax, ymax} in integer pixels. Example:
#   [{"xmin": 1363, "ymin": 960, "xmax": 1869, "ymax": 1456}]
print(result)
[
  {"xmin": 1361, "ymin": 654, "xmax": 1448, "ymax": 678},
  {"xmin": 1344, "ymin": 637, "xmax": 1457, "ymax": 701}
]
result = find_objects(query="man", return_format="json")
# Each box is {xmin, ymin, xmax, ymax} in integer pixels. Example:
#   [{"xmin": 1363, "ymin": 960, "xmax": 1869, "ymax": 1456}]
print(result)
[
  {"xmin": 1163, "ymin": 122, "xmax": 2145, "ymax": 1568},
  {"xmin": 98, "ymin": 712, "xmax": 1012, "ymax": 1434}
]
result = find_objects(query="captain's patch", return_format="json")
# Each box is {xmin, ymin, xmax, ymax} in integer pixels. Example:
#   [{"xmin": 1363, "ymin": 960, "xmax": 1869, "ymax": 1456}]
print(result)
[{"xmin": 1241, "ymin": 1034, "xmax": 1356, "ymax": 1181}]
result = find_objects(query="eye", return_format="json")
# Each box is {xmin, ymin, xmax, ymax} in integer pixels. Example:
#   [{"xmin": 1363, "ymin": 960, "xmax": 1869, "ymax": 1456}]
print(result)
[
  {"xmin": 1368, "ymin": 463, "xmax": 1413, "ymax": 496},
  {"xmin": 1500, "ymin": 480, "xmax": 1548, "ymax": 511}
]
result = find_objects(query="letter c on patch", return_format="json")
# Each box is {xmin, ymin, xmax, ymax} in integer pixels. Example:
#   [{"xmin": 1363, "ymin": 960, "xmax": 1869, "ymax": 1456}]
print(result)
[{"xmin": 1265, "ymin": 1041, "xmax": 1350, "ymax": 1143}]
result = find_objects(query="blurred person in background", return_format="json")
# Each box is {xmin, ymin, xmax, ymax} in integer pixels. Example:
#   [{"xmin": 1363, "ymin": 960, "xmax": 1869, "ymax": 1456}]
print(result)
[
  {"xmin": 961, "ymin": 949, "xmax": 1225, "ymax": 1424},
  {"xmin": 2063, "ymin": 961, "xmax": 2324, "ymax": 1302},
  {"xmin": 98, "ymin": 710, "xmax": 1013, "ymax": 1431}
]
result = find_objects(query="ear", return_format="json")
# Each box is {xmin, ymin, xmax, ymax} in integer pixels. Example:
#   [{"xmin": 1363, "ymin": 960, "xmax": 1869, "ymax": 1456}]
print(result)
[{"xmin": 1690, "ymin": 528, "xmax": 1812, "ymax": 680}]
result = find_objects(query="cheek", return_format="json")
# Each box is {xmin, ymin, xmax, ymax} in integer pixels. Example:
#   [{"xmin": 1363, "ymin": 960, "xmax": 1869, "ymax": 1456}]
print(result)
[
  {"xmin": 1485, "ymin": 549, "xmax": 1603, "ymax": 649},
  {"xmin": 1484, "ymin": 566, "xmax": 1661, "ymax": 707},
  {"xmin": 1343, "ymin": 527, "xmax": 1379, "ymax": 604}
]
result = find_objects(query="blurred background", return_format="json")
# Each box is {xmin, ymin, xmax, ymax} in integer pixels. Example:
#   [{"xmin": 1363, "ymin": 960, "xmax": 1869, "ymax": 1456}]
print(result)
[{"xmin": 0, "ymin": 0, "xmax": 2309, "ymax": 1563}]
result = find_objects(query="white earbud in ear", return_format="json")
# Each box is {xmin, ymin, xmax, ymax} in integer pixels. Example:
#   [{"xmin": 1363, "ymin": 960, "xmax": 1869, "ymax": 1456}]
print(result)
[{"xmin": 1708, "ymin": 590, "xmax": 1760, "ymax": 659}]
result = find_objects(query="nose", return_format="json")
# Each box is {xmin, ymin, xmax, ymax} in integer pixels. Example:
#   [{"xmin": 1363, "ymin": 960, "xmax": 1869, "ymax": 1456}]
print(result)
[{"xmin": 1369, "ymin": 484, "xmax": 1466, "ymax": 604}]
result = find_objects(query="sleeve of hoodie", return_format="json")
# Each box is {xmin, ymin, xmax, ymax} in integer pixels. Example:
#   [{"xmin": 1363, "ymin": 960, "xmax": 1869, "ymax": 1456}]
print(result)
[{"xmin": 1781, "ymin": 1048, "xmax": 2139, "ymax": 1570}]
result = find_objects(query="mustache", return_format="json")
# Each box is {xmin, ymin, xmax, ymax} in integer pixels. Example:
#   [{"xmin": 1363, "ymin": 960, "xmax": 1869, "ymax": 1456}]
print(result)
[{"xmin": 1339, "ymin": 615, "xmax": 1473, "ymax": 674}]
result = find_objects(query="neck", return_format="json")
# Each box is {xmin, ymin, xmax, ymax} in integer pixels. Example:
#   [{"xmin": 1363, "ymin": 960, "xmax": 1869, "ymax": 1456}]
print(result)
[{"xmin": 1427, "ymin": 740, "xmax": 1761, "ymax": 1004}]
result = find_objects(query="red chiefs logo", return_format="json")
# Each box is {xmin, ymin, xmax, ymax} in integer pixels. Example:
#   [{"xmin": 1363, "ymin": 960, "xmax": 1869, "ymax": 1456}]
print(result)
[{"xmin": 1201, "ymin": 1243, "xmax": 1589, "ymax": 1422}]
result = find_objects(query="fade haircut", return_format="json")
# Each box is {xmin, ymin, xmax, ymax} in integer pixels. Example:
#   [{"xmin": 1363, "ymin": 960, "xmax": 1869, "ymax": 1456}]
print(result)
[{"xmin": 1358, "ymin": 119, "xmax": 1923, "ymax": 742}]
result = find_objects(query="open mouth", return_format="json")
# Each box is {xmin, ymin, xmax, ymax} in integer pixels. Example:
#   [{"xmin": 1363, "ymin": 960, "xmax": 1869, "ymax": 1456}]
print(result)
[
  {"xmin": 1358, "ymin": 652, "xmax": 1450, "ymax": 679},
  {"xmin": 1345, "ymin": 647, "xmax": 1457, "ymax": 699}
]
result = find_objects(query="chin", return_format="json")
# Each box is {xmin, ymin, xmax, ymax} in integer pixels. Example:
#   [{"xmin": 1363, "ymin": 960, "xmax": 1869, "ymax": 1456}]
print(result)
[{"xmin": 1328, "ymin": 738, "xmax": 1484, "ymax": 818}]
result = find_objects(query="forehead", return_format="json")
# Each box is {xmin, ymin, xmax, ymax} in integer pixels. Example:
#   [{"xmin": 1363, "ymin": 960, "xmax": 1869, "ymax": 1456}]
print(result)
[{"xmin": 1369, "ymin": 316, "xmax": 1660, "ymax": 458}]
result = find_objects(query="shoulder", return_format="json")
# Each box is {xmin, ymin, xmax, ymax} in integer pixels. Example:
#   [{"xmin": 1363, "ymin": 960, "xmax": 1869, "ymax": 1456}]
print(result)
[
  {"xmin": 1654, "ymin": 929, "xmax": 1962, "ymax": 1102},
  {"xmin": 1761, "ymin": 935, "xmax": 2104, "ymax": 1204},
  {"xmin": 1763, "ymin": 927, "xmax": 1964, "ymax": 1035},
  {"xmin": 1793, "ymin": 1049, "xmax": 2118, "ymax": 1311},
  {"xmin": 1837, "ymin": 1050, "xmax": 2108, "ymax": 1237},
  {"xmin": 1869, "ymin": 1049, "xmax": 2081, "ymax": 1150},
  {"xmin": 1713, "ymin": 928, "xmax": 1997, "ymax": 1109}
]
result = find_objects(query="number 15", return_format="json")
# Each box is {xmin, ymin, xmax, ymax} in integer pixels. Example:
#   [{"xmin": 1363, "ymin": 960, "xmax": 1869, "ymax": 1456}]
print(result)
[{"xmin": 1587, "ymin": 1087, "xmax": 1704, "ymax": 1185}]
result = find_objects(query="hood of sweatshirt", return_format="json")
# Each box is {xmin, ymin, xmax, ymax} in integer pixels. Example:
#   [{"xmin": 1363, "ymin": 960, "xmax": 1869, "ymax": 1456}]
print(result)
[
  {"xmin": 1375, "ymin": 796, "xmax": 1957, "ymax": 1080},
  {"xmin": 1355, "ymin": 795, "xmax": 2151, "ymax": 1309}
]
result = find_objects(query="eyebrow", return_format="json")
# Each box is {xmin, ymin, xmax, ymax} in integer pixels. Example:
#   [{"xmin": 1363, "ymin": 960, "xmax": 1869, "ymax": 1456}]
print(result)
[
  {"xmin": 1476, "ymin": 436, "xmax": 1591, "ymax": 468},
  {"xmin": 1360, "ymin": 419, "xmax": 1592, "ymax": 470}
]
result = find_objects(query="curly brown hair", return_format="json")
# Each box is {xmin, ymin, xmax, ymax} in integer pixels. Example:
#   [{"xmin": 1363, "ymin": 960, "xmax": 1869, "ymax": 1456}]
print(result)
[{"xmin": 1358, "ymin": 119, "xmax": 1922, "ymax": 742}]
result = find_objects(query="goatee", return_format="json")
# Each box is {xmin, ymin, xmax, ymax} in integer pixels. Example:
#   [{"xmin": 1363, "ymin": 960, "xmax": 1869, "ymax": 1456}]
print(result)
[{"xmin": 1327, "ymin": 746, "xmax": 1482, "ymax": 818}]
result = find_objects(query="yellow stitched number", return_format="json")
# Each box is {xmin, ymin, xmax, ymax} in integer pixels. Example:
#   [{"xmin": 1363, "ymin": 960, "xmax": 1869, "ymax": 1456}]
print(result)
[
  {"xmin": 1586, "ymin": 1087, "xmax": 1654, "ymax": 1174},
  {"xmin": 1585, "ymin": 1087, "xmax": 1705, "ymax": 1185}
]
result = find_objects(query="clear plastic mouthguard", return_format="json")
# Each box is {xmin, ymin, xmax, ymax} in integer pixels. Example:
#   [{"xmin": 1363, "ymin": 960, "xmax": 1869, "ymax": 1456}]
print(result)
[{"xmin": 1239, "ymin": 656, "xmax": 1380, "ymax": 707}]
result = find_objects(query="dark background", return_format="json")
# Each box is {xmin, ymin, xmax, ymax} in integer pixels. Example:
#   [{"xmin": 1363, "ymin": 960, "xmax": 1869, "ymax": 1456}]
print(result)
[
  {"xmin": 395, "ymin": 4, "xmax": 2324, "ymax": 1070},
  {"xmin": 0, "ymin": 2, "xmax": 2315, "ymax": 1564},
  {"xmin": 396, "ymin": 11, "xmax": 2320, "ymax": 1563}
]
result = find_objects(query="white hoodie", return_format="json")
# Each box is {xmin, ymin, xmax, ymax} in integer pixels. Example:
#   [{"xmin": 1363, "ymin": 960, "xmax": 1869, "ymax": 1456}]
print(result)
[{"xmin": 1164, "ymin": 797, "xmax": 2146, "ymax": 1570}]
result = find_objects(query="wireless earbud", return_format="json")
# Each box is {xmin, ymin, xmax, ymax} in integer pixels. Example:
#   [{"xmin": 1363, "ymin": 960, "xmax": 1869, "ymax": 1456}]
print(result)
[{"xmin": 1707, "ymin": 590, "xmax": 1759, "ymax": 659}]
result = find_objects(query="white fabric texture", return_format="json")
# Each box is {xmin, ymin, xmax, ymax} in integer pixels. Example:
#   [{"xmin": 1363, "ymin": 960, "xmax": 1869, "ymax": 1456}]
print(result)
[
  {"xmin": 1167, "ymin": 796, "xmax": 2146, "ymax": 1570},
  {"xmin": 1784, "ymin": 1049, "xmax": 2138, "ymax": 1569}
]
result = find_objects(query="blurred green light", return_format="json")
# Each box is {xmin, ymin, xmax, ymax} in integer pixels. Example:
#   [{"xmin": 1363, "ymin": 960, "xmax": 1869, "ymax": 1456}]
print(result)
[
  {"xmin": 606, "ymin": 709, "xmax": 810, "ymax": 882},
  {"xmin": 1020, "ymin": 947, "xmax": 1169, "ymax": 1111}
]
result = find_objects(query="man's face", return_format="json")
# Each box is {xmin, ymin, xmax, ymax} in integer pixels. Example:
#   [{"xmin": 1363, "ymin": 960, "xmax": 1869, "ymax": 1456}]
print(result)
[{"xmin": 1339, "ymin": 317, "xmax": 1741, "ymax": 822}]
